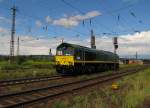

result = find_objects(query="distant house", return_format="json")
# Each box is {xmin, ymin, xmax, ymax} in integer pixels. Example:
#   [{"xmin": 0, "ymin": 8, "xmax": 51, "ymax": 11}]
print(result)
[{"xmin": 120, "ymin": 58, "xmax": 143, "ymax": 65}]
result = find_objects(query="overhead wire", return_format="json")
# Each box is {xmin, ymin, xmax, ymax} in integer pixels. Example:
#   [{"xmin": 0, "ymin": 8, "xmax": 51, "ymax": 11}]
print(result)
[
  {"xmin": 16, "ymin": 6, "xmax": 89, "ymax": 42},
  {"xmin": 14, "ymin": 0, "xmax": 135, "ymax": 44},
  {"xmin": 61, "ymin": 0, "xmax": 93, "ymax": 30},
  {"xmin": 99, "ymin": 0, "xmax": 136, "ymax": 35},
  {"xmin": 0, "ymin": 0, "xmax": 143, "ymax": 42},
  {"xmin": 61, "ymin": 0, "xmax": 116, "ymax": 40},
  {"xmin": 0, "ymin": 0, "xmax": 97, "ymax": 38},
  {"xmin": 15, "ymin": 0, "xmax": 135, "ymax": 37}
]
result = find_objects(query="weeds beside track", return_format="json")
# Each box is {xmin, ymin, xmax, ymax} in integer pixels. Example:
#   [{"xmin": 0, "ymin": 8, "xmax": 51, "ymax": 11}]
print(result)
[{"xmin": 0, "ymin": 65, "xmax": 149, "ymax": 108}]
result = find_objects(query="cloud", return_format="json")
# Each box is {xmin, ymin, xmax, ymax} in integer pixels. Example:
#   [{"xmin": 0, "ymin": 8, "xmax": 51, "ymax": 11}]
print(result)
[
  {"xmin": 95, "ymin": 31, "xmax": 150, "ymax": 58},
  {"xmin": 118, "ymin": 32, "xmax": 150, "ymax": 56},
  {"xmin": 68, "ymin": 10, "xmax": 101, "ymax": 21},
  {"xmin": 0, "ymin": 30, "xmax": 150, "ymax": 59},
  {"xmin": 0, "ymin": 28, "xmax": 10, "ymax": 55},
  {"xmin": 0, "ymin": 27, "xmax": 10, "ymax": 36},
  {"xmin": 46, "ymin": 10, "xmax": 101, "ymax": 28},
  {"xmin": 0, "ymin": 16, "xmax": 11, "ymax": 23},
  {"xmin": 53, "ymin": 18, "xmax": 79, "ymax": 28},
  {"xmin": 45, "ymin": 16, "xmax": 52, "ymax": 23},
  {"xmin": 35, "ymin": 20, "xmax": 43, "ymax": 27},
  {"xmin": 0, "ymin": 27, "xmax": 9, "ymax": 33}
]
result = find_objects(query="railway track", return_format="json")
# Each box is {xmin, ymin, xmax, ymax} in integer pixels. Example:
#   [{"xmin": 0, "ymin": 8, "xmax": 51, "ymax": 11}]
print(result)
[
  {"xmin": 0, "ymin": 65, "xmax": 148, "ymax": 108},
  {"xmin": 0, "ymin": 75, "xmax": 63, "ymax": 87},
  {"xmin": 0, "ymin": 66, "xmax": 145, "ymax": 87}
]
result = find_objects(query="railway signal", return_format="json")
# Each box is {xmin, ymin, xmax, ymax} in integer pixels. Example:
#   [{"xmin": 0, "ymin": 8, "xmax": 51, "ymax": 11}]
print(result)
[
  {"xmin": 91, "ymin": 29, "xmax": 96, "ymax": 49},
  {"xmin": 17, "ymin": 36, "xmax": 20, "ymax": 56},
  {"xmin": 113, "ymin": 37, "xmax": 118, "ymax": 54}
]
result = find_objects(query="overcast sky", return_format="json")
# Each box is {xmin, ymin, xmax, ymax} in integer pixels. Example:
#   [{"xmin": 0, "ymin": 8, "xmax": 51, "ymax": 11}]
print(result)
[{"xmin": 0, "ymin": 0, "xmax": 149, "ymax": 59}]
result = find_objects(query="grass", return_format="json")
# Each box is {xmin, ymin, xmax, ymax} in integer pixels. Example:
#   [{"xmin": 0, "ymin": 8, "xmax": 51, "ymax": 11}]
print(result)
[
  {"xmin": 22, "ymin": 60, "xmax": 54, "ymax": 68},
  {"xmin": 0, "ymin": 68, "xmax": 56, "ymax": 80},
  {"xmin": 78, "ymin": 70, "xmax": 112, "ymax": 81},
  {"xmin": 0, "ymin": 60, "xmax": 55, "ymax": 70},
  {"xmin": 52, "ymin": 67, "xmax": 150, "ymax": 108},
  {"xmin": 0, "ymin": 60, "xmax": 56, "ymax": 80},
  {"xmin": 120, "ymin": 64, "xmax": 142, "ymax": 69}
]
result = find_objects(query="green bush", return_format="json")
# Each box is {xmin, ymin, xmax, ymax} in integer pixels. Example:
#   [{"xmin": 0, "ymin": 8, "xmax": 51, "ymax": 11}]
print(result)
[
  {"xmin": 16, "ymin": 56, "xmax": 27, "ymax": 65},
  {"xmin": 52, "ymin": 101, "xmax": 68, "ymax": 108},
  {"xmin": 22, "ymin": 60, "xmax": 54, "ymax": 69}
]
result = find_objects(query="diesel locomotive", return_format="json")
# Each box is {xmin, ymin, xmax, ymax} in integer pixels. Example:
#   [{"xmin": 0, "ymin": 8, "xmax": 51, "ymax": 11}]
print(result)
[{"xmin": 55, "ymin": 43, "xmax": 119, "ymax": 75}]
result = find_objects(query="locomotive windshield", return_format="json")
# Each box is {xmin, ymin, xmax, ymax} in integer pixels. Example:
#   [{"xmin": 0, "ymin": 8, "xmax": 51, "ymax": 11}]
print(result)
[{"xmin": 57, "ymin": 46, "xmax": 74, "ymax": 56}]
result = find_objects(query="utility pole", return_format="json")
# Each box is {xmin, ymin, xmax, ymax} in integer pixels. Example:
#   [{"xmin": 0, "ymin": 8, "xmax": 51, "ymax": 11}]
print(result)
[
  {"xmin": 61, "ymin": 38, "xmax": 64, "ymax": 43},
  {"xmin": 10, "ymin": 6, "xmax": 17, "ymax": 63},
  {"xmin": 17, "ymin": 36, "xmax": 19, "ymax": 56},
  {"xmin": 91, "ymin": 29, "xmax": 96, "ymax": 49},
  {"xmin": 113, "ymin": 37, "xmax": 118, "ymax": 72},
  {"xmin": 49, "ymin": 48, "xmax": 52, "ymax": 56},
  {"xmin": 136, "ymin": 52, "xmax": 138, "ymax": 60}
]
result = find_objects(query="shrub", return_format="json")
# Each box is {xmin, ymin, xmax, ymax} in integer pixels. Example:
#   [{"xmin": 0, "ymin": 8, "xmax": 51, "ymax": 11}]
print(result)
[
  {"xmin": 52, "ymin": 100, "xmax": 69, "ymax": 108},
  {"xmin": 16, "ymin": 56, "xmax": 27, "ymax": 65}
]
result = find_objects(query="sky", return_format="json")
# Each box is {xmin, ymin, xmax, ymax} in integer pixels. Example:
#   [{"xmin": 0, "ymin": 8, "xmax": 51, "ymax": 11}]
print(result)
[{"xmin": 0, "ymin": 0, "xmax": 149, "ymax": 59}]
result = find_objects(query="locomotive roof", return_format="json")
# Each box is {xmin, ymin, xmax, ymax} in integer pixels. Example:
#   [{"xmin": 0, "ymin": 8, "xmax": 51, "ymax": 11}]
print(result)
[{"xmin": 57, "ymin": 42, "xmax": 116, "ymax": 56}]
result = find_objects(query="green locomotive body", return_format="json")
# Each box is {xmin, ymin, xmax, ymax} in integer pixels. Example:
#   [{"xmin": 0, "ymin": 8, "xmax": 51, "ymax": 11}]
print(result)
[{"xmin": 55, "ymin": 43, "xmax": 119, "ymax": 75}]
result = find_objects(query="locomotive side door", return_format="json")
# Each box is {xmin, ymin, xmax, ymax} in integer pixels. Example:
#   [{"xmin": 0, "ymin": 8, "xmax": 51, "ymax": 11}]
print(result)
[{"xmin": 75, "ymin": 48, "xmax": 85, "ymax": 66}]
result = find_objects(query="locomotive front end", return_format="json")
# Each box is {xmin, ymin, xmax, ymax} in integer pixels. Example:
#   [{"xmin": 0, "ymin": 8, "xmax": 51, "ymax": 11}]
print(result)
[{"xmin": 55, "ymin": 44, "xmax": 75, "ymax": 74}]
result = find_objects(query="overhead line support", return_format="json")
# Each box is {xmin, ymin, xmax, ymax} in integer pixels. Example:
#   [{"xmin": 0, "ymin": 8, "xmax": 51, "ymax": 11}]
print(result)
[{"xmin": 10, "ymin": 6, "xmax": 17, "ymax": 63}]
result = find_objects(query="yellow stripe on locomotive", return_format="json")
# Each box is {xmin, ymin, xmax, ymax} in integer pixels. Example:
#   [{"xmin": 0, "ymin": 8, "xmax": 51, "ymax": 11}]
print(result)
[{"xmin": 55, "ymin": 56, "xmax": 74, "ymax": 66}]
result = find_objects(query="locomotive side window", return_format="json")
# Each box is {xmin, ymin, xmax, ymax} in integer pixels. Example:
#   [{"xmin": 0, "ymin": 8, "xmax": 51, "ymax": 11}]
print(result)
[{"xmin": 64, "ymin": 47, "xmax": 74, "ymax": 56}]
